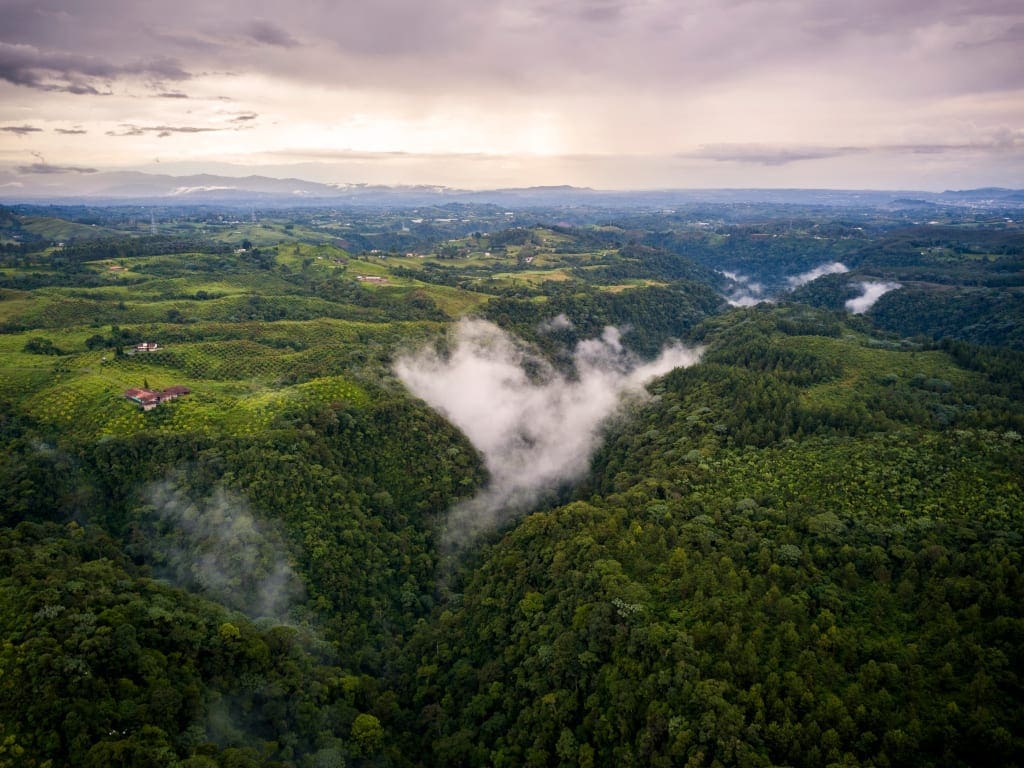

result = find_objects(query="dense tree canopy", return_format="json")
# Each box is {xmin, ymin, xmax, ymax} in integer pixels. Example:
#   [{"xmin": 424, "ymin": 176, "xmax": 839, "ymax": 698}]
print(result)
[{"xmin": 0, "ymin": 202, "xmax": 1022, "ymax": 766}]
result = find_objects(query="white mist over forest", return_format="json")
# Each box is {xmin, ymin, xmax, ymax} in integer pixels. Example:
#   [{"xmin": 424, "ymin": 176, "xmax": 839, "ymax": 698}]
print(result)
[
  {"xmin": 143, "ymin": 481, "xmax": 304, "ymax": 622},
  {"xmin": 395, "ymin": 319, "xmax": 702, "ymax": 549},
  {"xmin": 721, "ymin": 270, "xmax": 767, "ymax": 307},
  {"xmin": 788, "ymin": 262, "xmax": 849, "ymax": 287},
  {"xmin": 846, "ymin": 280, "xmax": 902, "ymax": 313},
  {"xmin": 721, "ymin": 262, "xmax": 851, "ymax": 307}
]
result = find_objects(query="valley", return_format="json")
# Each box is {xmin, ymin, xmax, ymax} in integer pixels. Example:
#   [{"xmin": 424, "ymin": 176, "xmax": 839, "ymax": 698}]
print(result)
[{"xmin": 0, "ymin": 196, "xmax": 1022, "ymax": 767}]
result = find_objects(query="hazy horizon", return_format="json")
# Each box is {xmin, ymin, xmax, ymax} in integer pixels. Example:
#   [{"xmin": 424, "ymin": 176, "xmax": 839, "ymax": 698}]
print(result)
[
  {"xmin": 2, "ymin": 0, "xmax": 1022, "ymax": 192},
  {"xmin": 3, "ymin": 162, "xmax": 1021, "ymax": 202}
]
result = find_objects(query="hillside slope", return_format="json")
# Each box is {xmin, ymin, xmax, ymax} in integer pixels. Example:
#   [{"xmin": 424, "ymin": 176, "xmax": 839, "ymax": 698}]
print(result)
[{"xmin": 395, "ymin": 307, "xmax": 1024, "ymax": 767}]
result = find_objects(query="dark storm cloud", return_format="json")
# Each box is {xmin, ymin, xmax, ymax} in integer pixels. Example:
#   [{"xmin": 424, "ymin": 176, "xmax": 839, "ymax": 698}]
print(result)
[
  {"xmin": 1, "ymin": 124, "xmax": 42, "ymax": 135},
  {"xmin": 0, "ymin": 2, "xmax": 73, "ymax": 47},
  {"xmin": 16, "ymin": 162, "xmax": 97, "ymax": 173},
  {"xmin": 106, "ymin": 124, "xmax": 224, "ymax": 138},
  {"xmin": 2, "ymin": 0, "xmax": 1021, "ymax": 97},
  {"xmin": 578, "ymin": 1, "xmax": 624, "ymax": 24},
  {"xmin": 799, "ymin": 0, "xmax": 1023, "ymax": 38},
  {"xmin": 688, "ymin": 133, "xmax": 1023, "ymax": 165},
  {"xmin": 244, "ymin": 20, "xmax": 298, "ymax": 48},
  {"xmin": 1, "ymin": 0, "xmax": 1021, "ymax": 191},
  {"xmin": 875, "ymin": 132, "xmax": 1024, "ymax": 154},
  {"xmin": 54, "ymin": 127, "xmax": 87, "ymax": 134},
  {"xmin": 144, "ymin": 28, "xmax": 222, "ymax": 54},
  {"xmin": 534, "ymin": 0, "xmax": 624, "ymax": 24},
  {"xmin": 0, "ymin": 41, "xmax": 189, "ymax": 94},
  {"xmin": 971, "ymin": 21, "xmax": 1024, "ymax": 46},
  {"xmin": 688, "ymin": 144, "xmax": 862, "ymax": 166},
  {"xmin": 145, "ymin": 17, "xmax": 299, "ymax": 52}
]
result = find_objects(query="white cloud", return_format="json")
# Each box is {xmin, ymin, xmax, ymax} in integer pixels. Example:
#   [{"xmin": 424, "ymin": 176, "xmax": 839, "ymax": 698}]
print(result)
[
  {"xmin": 2, "ymin": 2, "xmax": 1022, "ymax": 188},
  {"xmin": 394, "ymin": 319, "xmax": 702, "ymax": 550},
  {"xmin": 720, "ymin": 270, "xmax": 770, "ymax": 307},
  {"xmin": 846, "ymin": 280, "xmax": 901, "ymax": 313},
  {"xmin": 538, "ymin": 313, "xmax": 574, "ymax": 332},
  {"xmin": 788, "ymin": 262, "xmax": 850, "ymax": 288},
  {"xmin": 143, "ymin": 481, "xmax": 304, "ymax": 622}
]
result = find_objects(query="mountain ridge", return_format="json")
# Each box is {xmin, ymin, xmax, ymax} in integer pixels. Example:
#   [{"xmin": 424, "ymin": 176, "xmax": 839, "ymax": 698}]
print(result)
[{"xmin": 3, "ymin": 169, "xmax": 1023, "ymax": 208}]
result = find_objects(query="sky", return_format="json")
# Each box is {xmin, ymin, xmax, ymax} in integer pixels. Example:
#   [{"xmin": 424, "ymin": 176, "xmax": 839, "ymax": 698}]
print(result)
[{"xmin": 0, "ymin": 0, "xmax": 1022, "ymax": 191}]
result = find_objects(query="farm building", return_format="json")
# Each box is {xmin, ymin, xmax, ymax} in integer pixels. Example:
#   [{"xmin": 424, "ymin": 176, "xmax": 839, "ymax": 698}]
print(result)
[
  {"xmin": 124, "ymin": 388, "xmax": 161, "ymax": 410},
  {"xmin": 124, "ymin": 386, "xmax": 190, "ymax": 411}
]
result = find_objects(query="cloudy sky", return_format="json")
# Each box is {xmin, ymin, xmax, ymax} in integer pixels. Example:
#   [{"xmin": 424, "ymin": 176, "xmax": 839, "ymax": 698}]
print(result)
[{"xmin": 1, "ymin": 0, "xmax": 1022, "ymax": 190}]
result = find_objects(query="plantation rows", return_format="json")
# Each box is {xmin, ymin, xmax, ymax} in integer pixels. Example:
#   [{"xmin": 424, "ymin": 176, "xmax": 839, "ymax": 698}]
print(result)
[
  {"xmin": 13, "ymin": 363, "xmax": 368, "ymax": 439},
  {"xmin": 1, "ymin": 310, "xmax": 380, "ymax": 439},
  {"xmin": 104, "ymin": 334, "xmax": 389, "ymax": 383}
]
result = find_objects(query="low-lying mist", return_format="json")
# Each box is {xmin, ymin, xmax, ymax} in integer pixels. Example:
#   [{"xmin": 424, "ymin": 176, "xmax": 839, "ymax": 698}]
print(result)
[
  {"xmin": 788, "ymin": 261, "xmax": 849, "ymax": 288},
  {"xmin": 721, "ymin": 262, "xmax": 850, "ymax": 306},
  {"xmin": 846, "ymin": 280, "xmax": 901, "ymax": 313},
  {"xmin": 721, "ymin": 270, "xmax": 767, "ymax": 307},
  {"xmin": 394, "ymin": 319, "xmax": 702, "ymax": 551},
  {"xmin": 142, "ymin": 480, "xmax": 305, "ymax": 623}
]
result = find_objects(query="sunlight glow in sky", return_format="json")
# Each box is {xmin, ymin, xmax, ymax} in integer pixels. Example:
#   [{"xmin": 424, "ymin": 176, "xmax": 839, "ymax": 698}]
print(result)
[{"xmin": 1, "ymin": 0, "xmax": 1022, "ymax": 190}]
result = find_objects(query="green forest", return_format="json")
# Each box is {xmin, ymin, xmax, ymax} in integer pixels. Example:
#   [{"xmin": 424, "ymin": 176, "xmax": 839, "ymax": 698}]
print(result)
[{"xmin": 0, "ymin": 200, "xmax": 1021, "ymax": 767}]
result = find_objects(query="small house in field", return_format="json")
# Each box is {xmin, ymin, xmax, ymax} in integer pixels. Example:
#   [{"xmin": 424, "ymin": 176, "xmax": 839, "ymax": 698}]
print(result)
[
  {"xmin": 124, "ymin": 386, "xmax": 190, "ymax": 411},
  {"xmin": 134, "ymin": 342, "xmax": 160, "ymax": 352},
  {"xmin": 160, "ymin": 386, "xmax": 191, "ymax": 401},
  {"xmin": 124, "ymin": 388, "xmax": 161, "ymax": 411}
]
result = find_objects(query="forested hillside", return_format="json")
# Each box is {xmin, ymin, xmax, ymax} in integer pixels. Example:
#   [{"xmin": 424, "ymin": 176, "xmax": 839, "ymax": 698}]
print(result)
[
  {"xmin": 0, "ymin": 202, "xmax": 1021, "ymax": 767},
  {"xmin": 396, "ymin": 307, "xmax": 1023, "ymax": 766}
]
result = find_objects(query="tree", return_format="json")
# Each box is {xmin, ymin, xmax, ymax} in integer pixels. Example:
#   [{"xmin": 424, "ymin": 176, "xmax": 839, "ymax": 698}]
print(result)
[{"xmin": 350, "ymin": 713, "xmax": 383, "ymax": 756}]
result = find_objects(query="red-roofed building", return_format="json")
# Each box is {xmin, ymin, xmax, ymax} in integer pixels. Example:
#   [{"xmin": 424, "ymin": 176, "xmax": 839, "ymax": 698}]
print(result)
[
  {"xmin": 124, "ymin": 386, "xmax": 190, "ymax": 411},
  {"xmin": 124, "ymin": 388, "xmax": 161, "ymax": 410}
]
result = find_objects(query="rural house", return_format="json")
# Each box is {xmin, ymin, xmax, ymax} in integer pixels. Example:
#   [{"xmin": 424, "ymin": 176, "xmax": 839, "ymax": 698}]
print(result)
[{"xmin": 124, "ymin": 386, "xmax": 190, "ymax": 411}]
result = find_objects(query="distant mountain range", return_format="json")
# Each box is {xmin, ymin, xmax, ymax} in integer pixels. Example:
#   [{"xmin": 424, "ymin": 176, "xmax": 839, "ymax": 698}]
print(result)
[{"xmin": 2, "ymin": 169, "xmax": 1022, "ymax": 209}]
